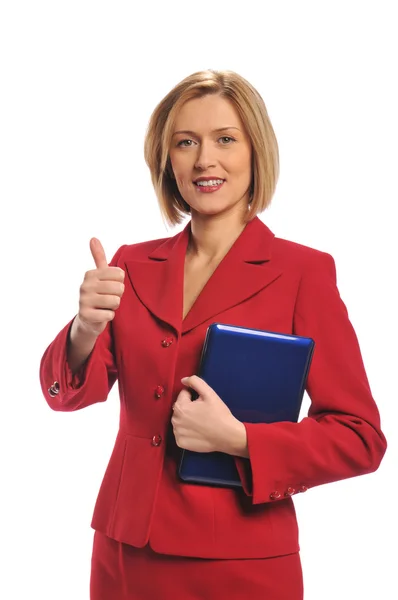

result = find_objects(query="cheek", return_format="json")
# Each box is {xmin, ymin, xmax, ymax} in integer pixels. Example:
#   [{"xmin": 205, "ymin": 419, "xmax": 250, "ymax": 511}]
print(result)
[
  {"xmin": 170, "ymin": 152, "xmax": 192, "ymax": 175},
  {"xmin": 228, "ymin": 148, "xmax": 252, "ymax": 175},
  {"xmin": 176, "ymin": 176, "xmax": 190, "ymax": 188},
  {"xmin": 239, "ymin": 161, "xmax": 252, "ymax": 181},
  {"xmin": 170, "ymin": 161, "xmax": 191, "ymax": 187}
]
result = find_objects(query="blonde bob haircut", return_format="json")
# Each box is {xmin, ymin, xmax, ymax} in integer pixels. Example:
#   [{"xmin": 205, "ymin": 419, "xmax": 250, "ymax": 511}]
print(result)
[{"xmin": 144, "ymin": 69, "xmax": 279, "ymax": 227}]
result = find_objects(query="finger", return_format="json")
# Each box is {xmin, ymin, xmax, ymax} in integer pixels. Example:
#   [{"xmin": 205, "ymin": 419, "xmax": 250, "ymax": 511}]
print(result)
[
  {"xmin": 79, "ymin": 308, "xmax": 116, "ymax": 324},
  {"xmin": 96, "ymin": 268, "xmax": 125, "ymax": 283},
  {"xmin": 181, "ymin": 375, "xmax": 212, "ymax": 397},
  {"xmin": 93, "ymin": 280, "xmax": 125, "ymax": 296},
  {"xmin": 90, "ymin": 238, "xmax": 108, "ymax": 269},
  {"xmin": 90, "ymin": 294, "xmax": 121, "ymax": 311},
  {"xmin": 84, "ymin": 268, "xmax": 124, "ymax": 283},
  {"xmin": 174, "ymin": 389, "xmax": 193, "ymax": 407}
]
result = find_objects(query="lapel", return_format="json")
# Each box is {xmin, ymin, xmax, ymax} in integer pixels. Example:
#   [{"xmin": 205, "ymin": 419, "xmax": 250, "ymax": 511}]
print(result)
[{"xmin": 124, "ymin": 216, "xmax": 282, "ymax": 335}]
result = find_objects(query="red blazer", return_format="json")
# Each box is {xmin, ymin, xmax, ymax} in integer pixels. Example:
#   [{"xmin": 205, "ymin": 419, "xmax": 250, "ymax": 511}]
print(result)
[{"xmin": 40, "ymin": 216, "xmax": 386, "ymax": 559}]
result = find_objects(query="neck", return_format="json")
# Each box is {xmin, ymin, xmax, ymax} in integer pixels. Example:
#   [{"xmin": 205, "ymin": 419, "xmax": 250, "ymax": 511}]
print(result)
[{"xmin": 188, "ymin": 208, "xmax": 252, "ymax": 264}]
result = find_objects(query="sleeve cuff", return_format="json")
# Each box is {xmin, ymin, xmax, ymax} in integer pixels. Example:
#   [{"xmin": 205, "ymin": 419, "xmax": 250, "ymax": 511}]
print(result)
[{"xmin": 234, "ymin": 455, "xmax": 253, "ymax": 496}]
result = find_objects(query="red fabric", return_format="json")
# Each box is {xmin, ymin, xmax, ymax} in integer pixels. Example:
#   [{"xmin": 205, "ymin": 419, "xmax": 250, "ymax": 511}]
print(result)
[
  {"xmin": 40, "ymin": 217, "xmax": 387, "ymax": 560},
  {"xmin": 90, "ymin": 531, "xmax": 304, "ymax": 600}
]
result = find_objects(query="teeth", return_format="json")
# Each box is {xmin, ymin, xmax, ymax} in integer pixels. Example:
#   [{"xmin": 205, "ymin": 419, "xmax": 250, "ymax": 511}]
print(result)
[{"xmin": 195, "ymin": 179, "xmax": 224, "ymax": 186}]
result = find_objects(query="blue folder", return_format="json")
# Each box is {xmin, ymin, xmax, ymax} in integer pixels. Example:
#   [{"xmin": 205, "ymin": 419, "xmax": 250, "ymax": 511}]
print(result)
[{"xmin": 178, "ymin": 323, "xmax": 315, "ymax": 488}]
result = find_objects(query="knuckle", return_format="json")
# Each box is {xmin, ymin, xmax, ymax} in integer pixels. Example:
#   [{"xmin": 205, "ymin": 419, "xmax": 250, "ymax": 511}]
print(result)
[
  {"xmin": 84, "ymin": 269, "xmax": 95, "ymax": 280},
  {"xmin": 78, "ymin": 298, "xmax": 88, "ymax": 313},
  {"xmin": 81, "ymin": 279, "xmax": 95, "ymax": 296}
]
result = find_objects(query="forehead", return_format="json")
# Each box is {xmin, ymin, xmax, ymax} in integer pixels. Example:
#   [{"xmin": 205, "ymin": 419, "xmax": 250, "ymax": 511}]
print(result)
[{"xmin": 173, "ymin": 95, "xmax": 244, "ymax": 132}]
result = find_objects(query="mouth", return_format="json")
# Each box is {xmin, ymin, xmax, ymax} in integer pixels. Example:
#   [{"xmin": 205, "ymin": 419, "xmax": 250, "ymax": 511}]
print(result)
[
  {"xmin": 193, "ymin": 178, "xmax": 225, "ymax": 186},
  {"xmin": 193, "ymin": 178, "xmax": 225, "ymax": 193}
]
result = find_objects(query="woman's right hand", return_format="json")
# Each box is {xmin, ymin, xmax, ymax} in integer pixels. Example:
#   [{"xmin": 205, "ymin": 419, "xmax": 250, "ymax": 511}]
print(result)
[{"xmin": 75, "ymin": 238, "xmax": 125, "ymax": 338}]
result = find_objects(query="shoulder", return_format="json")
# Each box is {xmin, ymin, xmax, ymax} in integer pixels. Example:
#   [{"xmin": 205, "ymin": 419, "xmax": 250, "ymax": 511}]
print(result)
[
  {"xmin": 119, "ymin": 236, "xmax": 171, "ymax": 259},
  {"xmin": 109, "ymin": 235, "xmax": 172, "ymax": 264},
  {"xmin": 272, "ymin": 235, "xmax": 336, "ymax": 277}
]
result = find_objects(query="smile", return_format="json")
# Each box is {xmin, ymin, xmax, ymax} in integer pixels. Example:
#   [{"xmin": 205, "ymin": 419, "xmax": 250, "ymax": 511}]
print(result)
[
  {"xmin": 194, "ymin": 180, "xmax": 225, "ymax": 193},
  {"xmin": 194, "ymin": 179, "xmax": 225, "ymax": 187}
]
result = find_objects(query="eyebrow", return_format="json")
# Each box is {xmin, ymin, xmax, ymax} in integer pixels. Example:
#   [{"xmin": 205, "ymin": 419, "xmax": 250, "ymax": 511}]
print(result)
[{"xmin": 172, "ymin": 127, "xmax": 241, "ymax": 136}]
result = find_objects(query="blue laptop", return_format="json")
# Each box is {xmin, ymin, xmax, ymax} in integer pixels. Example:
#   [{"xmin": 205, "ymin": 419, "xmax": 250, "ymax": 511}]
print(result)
[{"xmin": 178, "ymin": 323, "xmax": 315, "ymax": 488}]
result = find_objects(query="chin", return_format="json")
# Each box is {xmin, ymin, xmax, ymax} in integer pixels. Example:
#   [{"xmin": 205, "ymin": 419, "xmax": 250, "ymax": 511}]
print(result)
[
  {"xmin": 190, "ymin": 200, "xmax": 246, "ymax": 218},
  {"xmin": 191, "ymin": 206, "xmax": 228, "ymax": 218}
]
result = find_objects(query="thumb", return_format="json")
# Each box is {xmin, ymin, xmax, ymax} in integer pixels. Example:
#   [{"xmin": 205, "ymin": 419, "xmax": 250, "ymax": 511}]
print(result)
[
  {"xmin": 90, "ymin": 238, "xmax": 108, "ymax": 269},
  {"xmin": 181, "ymin": 375, "xmax": 213, "ymax": 399}
]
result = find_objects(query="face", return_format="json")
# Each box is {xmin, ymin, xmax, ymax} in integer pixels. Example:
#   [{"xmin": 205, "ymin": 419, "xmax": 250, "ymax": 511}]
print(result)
[{"xmin": 168, "ymin": 95, "xmax": 252, "ymax": 219}]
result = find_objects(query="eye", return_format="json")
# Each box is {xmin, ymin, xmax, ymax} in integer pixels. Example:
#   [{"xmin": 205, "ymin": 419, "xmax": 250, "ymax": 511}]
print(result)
[
  {"xmin": 177, "ymin": 139, "xmax": 195, "ymax": 147},
  {"xmin": 219, "ymin": 136, "xmax": 236, "ymax": 144},
  {"xmin": 176, "ymin": 136, "xmax": 236, "ymax": 147}
]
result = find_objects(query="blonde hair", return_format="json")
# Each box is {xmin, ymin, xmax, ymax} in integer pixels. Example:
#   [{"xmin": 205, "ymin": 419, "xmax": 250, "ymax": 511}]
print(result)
[{"xmin": 144, "ymin": 69, "xmax": 279, "ymax": 227}]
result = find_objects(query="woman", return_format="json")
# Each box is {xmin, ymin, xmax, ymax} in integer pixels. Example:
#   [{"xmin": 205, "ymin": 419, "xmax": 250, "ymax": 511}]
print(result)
[{"xmin": 40, "ymin": 69, "xmax": 387, "ymax": 599}]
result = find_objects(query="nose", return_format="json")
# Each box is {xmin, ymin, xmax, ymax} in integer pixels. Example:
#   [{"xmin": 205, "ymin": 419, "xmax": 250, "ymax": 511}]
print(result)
[{"xmin": 194, "ymin": 140, "xmax": 217, "ymax": 171}]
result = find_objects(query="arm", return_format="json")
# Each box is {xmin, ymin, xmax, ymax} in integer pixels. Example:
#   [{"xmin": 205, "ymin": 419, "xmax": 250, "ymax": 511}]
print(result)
[
  {"xmin": 234, "ymin": 252, "xmax": 387, "ymax": 504},
  {"xmin": 67, "ymin": 315, "xmax": 99, "ymax": 374},
  {"xmin": 39, "ymin": 244, "xmax": 126, "ymax": 412}
]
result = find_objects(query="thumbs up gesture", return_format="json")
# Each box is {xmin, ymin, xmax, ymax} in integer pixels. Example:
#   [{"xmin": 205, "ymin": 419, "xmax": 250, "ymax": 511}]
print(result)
[{"xmin": 76, "ymin": 238, "xmax": 125, "ymax": 337}]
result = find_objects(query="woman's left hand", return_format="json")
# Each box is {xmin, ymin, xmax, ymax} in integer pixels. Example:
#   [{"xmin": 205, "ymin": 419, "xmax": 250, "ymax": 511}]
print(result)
[{"xmin": 171, "ymin": 375, "xmax": 248, "ymax": 456}]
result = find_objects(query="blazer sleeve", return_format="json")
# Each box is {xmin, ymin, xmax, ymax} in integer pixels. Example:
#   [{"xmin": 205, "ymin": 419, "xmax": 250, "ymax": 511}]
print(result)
[
  {"xmin": 39, "ymin": 244, "xmax": 126, "ymax": 412},
  {"xmin": 234, "ymin": 251, "xmax": 387, "ymax": 504}
]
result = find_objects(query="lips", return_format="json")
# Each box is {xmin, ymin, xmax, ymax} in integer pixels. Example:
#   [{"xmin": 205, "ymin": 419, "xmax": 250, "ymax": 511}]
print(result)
[{"xmin": 193, "ymin": 180, "xmax": 225, "ymax": 193}]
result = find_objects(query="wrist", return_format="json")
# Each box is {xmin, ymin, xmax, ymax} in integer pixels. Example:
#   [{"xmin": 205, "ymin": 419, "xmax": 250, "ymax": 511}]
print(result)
[
  {"xmin": 72, "ymin": 315, "xmax": 100, "ymax": 342},
  {"xmin": 67, "ymin": 315, "xmax": 99, "ymax": 374},
  {"xmin": 220, "ymin": 418, "xmax": 249, "ymax": 458}
]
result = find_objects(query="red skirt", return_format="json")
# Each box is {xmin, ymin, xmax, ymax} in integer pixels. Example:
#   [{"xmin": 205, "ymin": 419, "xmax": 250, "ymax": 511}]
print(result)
[{"xmin": 90, "ymin": 530, "xmax": 304, "ymax": 600}]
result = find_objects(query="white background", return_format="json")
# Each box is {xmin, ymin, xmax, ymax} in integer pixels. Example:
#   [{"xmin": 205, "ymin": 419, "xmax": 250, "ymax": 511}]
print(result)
[{"xmin": 1, "ymin": 1, "xmax": 397, "ymax": 598}]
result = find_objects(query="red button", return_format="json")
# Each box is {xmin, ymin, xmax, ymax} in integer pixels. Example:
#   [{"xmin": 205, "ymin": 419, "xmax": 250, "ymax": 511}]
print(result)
[
  {"xmin": 48, "ymin": 381, "xmax": 60, "ymax": 397},
  {"xmin": 298, "ymin": 485, "xmax": 308, "ymax": 493},
  {"xmin": 270, "ymin": 491, "xmax": 281, "ymax": 500},
  {"xmin": 284, "ymin": 487, "xmax": 295, "ymax": 497},
  {"xmin": 161, "ymin": 337, "xmax": 173, "ymax": 348},
  {"xmin": 152, "ymin": 434, "xmax": 162, "ymax": 446},
  {"xmin": 154, "ymin": 385, "xmax": 165, "ymax": 399}
]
